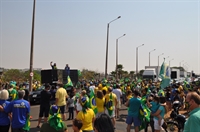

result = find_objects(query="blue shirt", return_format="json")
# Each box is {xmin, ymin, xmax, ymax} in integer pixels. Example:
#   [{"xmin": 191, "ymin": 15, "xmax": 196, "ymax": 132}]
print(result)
[
  {"xmin": 0, "ymin": 100, "xmax": 10, "ymax": 125},
  {"xmin": 128, "ymin": 97, "xmax": 141, "ymax": 117},
  {"xmin": 4, "ymin": 99, "xmax": 30, "ymax": 128},
  {"xmin": 183, "ymin": 107, "xmax": 200, "ymax": 132},
  {"xmin": 150, "ymin": 101, "xmax": 160, "ymax": 113},
  {"xmin": 154, "ymin": 105, "xmax": 165, "ymax": 120}
]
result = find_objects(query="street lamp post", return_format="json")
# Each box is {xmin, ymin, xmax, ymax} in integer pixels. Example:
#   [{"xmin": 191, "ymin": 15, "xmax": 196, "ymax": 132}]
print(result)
[
  {"xmin": 158, "ymin": 53, "xmax": 164, "ymax": 67},
  {"xmin": 149, "ymin": 49, "xmax": 156, "ymax": 66},
  {"xmin": 105, "ymin": 16, "xmax": 121, "ymax": 79},
  {"xmin": 136, "ymin": 44, "xmax": 144, "ymax": 75},
  {"xmin": 116, "ymin": 34, "xmax": 126, "ymax": 80},
  {"xmin": 169, "ymin": 58, "xmax": 174, "ymax": 67},
  {"xmin": 29, "ymin": 0, "xmax": 36, "ymax": 92}
]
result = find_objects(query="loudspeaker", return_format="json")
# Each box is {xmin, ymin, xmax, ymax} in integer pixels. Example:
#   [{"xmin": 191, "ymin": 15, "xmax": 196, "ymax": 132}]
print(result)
[
  {"xmin": 41, "ymin": 70, "xmax": 58, "ymax": 84},
  {"xmin": 63, "ymin": 70, "xmax": 78, "ymax": 85}
]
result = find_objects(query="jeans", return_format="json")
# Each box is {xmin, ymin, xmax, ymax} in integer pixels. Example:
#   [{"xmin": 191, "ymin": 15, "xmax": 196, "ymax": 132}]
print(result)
[{"xmin": 68, "ymin": 107, "xmax": 74, "ymax": 119}]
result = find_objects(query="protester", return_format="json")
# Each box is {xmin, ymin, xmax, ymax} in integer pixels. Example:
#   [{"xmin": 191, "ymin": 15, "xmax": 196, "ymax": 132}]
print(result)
[
  {"xmin": 67, "ymin": 94, "xmax": 75, "ymax": 120},
  {"xmin": 151, "ymin": 96, "xmax": 168, "ymax": 132},
  {"xmin": 0, "ymin": 90, "xmax": 30, "ymax": 132},
  {"xmin": 105, "ymin": 87, "xmax": 117, "ymax": 129},
  {"xmin": 72, "ymin": 119, "xmax": 83, "ymax": 132},
  {"xmin": 50, "ymin": 85, "xmax": 57, "ymax": 105},
  {"xmin": 8, "ymin": 83, "xmax": 18, "ymax": 101},
  {"xmin": 112, "ymin": 84, "xmax": 122, "ymax": 118},
  {"xmin": 65, "ymin": 64, "xmax": 70, "ymax": 77},
  {"xmin": 95, "ymin": 90, "xmax": 105, "ymax": 117},
  {"xmin": 37, "ymin": 84, "xmax": 52, "ymax": 128},
  {"xmin": 0, "ymin": 90, "xmax": 11, "ymax": 132},
  {"xmin": 50, "ymin": 62, "xmax": 57, "ymax": 70},
  {"xmin": 40, "ymin": 105, "xmax": 68, "ymax": 132},
  {"xmin": 94, "ymin": 113, "xmax": 114, "ymax": 132},
  {"xmin": 76, "ymin": 95, "xmax": 95, "ymax": 132},
  {"xmin": 183, "ymin": 92, "xmax": 200, "ymax": 132},
  {"xmin": 55, "ymin": 83, "xmax": 68, "ymax": 121},
  {"xmin": 125, "ymin": 90, "xmax": 141, "ymax": 132}
]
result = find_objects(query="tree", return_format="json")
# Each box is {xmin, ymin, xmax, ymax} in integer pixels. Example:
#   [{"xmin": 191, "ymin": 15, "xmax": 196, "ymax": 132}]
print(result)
[
  {"xmin": 110, "ymin": 71, "xmax": 116, "ymax": 77},
  {"xmin": 23, "ymin": 70, "xmax": 41, "ymax": 82},
  {"xmin": 2, "ymin": 69, "xmax": 23, "ymax": 82},
  {"xmin": 129, "ymin": 71, "xmax": 135, "ymax": 78},
  {"xmin": 117, "ymin": 64, "xmax": 123, "ymax": 79}
]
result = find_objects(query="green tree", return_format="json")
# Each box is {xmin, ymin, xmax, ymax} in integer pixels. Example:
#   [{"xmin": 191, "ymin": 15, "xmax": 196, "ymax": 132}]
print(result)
[
  {"xmin": 2, "ymin": 69, "xmax": 23, "ymax": 82},
  {"xmin": 129, "ymin": 71, "xmax": 135, "ymax": 79},
  {"xmin": 117, "ymin": 64, "xmax": 123, "ymax": 79},
  {"xmin": 23, "ymin": 70, "xmax": 41, "ymax": 82}
]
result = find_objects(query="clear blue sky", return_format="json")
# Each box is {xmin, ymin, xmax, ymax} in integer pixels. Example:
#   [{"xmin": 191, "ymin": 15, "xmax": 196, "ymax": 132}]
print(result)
[{"xmin": 0, "ymin": 0, "xmax": 200, "ymax": 74}]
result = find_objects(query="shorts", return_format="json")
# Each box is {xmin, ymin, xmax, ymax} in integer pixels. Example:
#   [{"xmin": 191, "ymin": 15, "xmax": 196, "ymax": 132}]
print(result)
[
  {"xmin": 58, "ymin": 105, "xmax": 65, "ymax": 114},
  {"xmin": 39, "ymin": 104, "xmax": 50, "ymax": 117},
  {"xmin": 116, "ymin": 100, "xmax": 121, "ymax": 109},
  {"xmin": 153, "ymin": 118, "xmax": 164, "ymax": 130},
  {"xmin": 126, "ymin": 116, "xmax": 141, "ymax": 127},
  {"xmin": 105, "ymin": 106, "xmax": 115, "ymax": 118}
]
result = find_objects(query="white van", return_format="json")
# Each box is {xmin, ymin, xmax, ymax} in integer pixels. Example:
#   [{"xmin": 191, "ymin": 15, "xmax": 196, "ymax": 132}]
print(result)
[{"xmin": 142, "ymin": 68, "xmax": 157, "ymax": 81}]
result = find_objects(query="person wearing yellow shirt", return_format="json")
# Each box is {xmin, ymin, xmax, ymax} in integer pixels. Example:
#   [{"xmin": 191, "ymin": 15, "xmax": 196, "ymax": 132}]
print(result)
[
  {"xmin": 126, "ymin": 90, "xmax": 133, "ymax": 100},
  {"xmin": 102, "ymin": 85, "xmax": 108, "ymax": 93},
  {"xmin": 98, "ymin": 83, "xmax": 103, "ymax": 91},
  {"xmin": 76, "ymin": 96, "xmax": 95, "ymax": 132},
  {"xmin": 105, "ymin": 87, "xmax": 117, "ymax": 129},
  {"xmin": 95, "ymin": 90, "xmax": 105, "ymax": 117},
  {"xmin": 55, "ymin": 83, "xmax": 68, "ymax": 121}
]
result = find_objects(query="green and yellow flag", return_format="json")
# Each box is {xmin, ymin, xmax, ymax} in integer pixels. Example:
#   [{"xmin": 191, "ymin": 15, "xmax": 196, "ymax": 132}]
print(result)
[
  {"xmin": 106, "ymin": 93, "xmax": 113, "ymax": 116},
  {"xmin": 64, "ymin": 76, "xmax": 73, "ymax": 88},
  {"xmin": 139, "ymin": 104, "xmax": 151, "ymax": 130},
  {"xmin": 89, "ymin": 90, "xmax": 97, "ymax": 114},
  {"xmin": 23, "ymin": 114, "xmax": 30, "ymax": 131}
]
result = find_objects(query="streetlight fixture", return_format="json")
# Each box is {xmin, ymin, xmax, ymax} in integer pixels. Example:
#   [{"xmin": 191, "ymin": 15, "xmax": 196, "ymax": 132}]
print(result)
[
  {"xmin": 169, "ymin": 58, "xmax": 174, "ymax": 67},
  {"xmin": 149, "ymin": 49, "xmax": 156, "ymax": 66},
  {"xmin": 136, "ymin": 44, "xmax": 144, "ymax": 75},
  {"xmin": 116, "ymin": 34, "xmax": 126, "ymax": 80},
  {"xmin": 105, "ymin": 16, "xmax": 121, "ymax": 79},
  {"xmin": 29, "ymin": 0, "xmax": 36, "ymax": 92}
]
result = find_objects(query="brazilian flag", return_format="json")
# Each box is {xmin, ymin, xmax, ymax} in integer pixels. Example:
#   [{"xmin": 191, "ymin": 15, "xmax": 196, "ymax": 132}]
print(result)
[
  {"xmin": 106, "ymin": 93, "xmax": 114, "ymax": 116},
  {"xmin": 23, "ymin": 114, "xmax": 30, "ymax": 131},
  {"xmin": 184, "ymin": 81, "xmax": 191, "ymax": 91},
  {"xmin": 64, "ymin": 76, "xmax": 73, "ymax": 88},
  {"xmin": 48, "ymin": 107, "xmax": 64, "ymax": 131},
  {"xmin": 89, "ymin": 90, "xmax": 97, "ymax": 114},
  {"xmin": 139, "ymin": 104, "xmax": 151, "ymax": 130}
]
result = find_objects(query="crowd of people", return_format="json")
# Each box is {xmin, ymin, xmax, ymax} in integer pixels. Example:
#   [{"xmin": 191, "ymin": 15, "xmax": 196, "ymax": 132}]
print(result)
[{"xmin": 0, "ymin": 78, "xmax": 200, "ymax": 132}]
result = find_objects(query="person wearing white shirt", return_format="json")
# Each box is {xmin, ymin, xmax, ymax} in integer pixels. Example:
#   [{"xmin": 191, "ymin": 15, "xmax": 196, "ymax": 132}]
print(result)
[{"xmin": 113, "ymin": 85, "xmax": 122, "ymax": 118}]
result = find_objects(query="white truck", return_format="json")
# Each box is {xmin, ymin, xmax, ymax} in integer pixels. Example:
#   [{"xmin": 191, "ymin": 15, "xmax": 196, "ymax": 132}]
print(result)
[
  {"xmin": 171, "ymin": 68, "xmax": 180, "ymax": 80},
  {"xmin": 143, "ymin": 66, "xmax": 161, "ymax": 81}
]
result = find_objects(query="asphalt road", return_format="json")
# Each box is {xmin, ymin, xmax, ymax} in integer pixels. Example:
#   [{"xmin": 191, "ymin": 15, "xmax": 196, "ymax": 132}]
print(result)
[
  {"xmin": 9, "ymin": 104, "xmax": 166, "ymax": 132},
  {"xmin": 29, "ymin": 105, "xmax": 133, "ymax": 132}
]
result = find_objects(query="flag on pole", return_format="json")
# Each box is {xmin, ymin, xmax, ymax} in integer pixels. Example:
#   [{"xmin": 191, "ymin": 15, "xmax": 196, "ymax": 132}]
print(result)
[{"xmin": 159, "ymin": 60, "xmax": 171, "ymax": 89}]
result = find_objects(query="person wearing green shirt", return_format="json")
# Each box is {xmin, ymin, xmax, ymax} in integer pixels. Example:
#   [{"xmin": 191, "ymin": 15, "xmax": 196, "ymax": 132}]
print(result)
[
  {"xmin": 184, "ymin": 92, "xmax": 200, "ymax": 132},
  {"xmin": 8, "ymin": 84, "xmax": 18, "ymax": 101}
]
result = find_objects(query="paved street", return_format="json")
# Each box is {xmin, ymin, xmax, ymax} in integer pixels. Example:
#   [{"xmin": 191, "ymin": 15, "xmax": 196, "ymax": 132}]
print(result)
[
  {"xmin": 8, "ymin": 104, "xmax": 181, "ymax": 132},
  {"xmin": 26, "ymin": 104, "xmax": 159, "ymax": 132}
]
